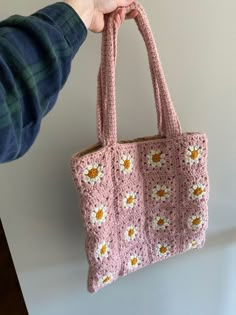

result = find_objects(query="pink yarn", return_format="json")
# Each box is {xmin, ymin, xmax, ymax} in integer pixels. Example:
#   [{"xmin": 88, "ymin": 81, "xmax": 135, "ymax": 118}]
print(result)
[{"xmin": 71, "ymin": 2, "xmax": 209, "ymax": 293}]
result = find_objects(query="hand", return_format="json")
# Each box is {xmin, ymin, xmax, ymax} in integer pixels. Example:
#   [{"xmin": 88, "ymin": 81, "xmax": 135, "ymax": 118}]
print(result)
[
  {"xmin": 114, "ymin": 7, "xmax": 139, "ymax": 28},
  {"xmin": 64, "ymin": 0, "xmax": 139, "ymax": 32}
]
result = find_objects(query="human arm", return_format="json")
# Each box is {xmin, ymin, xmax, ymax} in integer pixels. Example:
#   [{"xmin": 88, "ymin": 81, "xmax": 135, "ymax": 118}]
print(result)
[
  {"xmin": 0, "ymin": 2, "xmax": 87, "ymax": 163},
  {"xmin": 0, "ymin": 0, "xmax": 136, "ymax": 163}
]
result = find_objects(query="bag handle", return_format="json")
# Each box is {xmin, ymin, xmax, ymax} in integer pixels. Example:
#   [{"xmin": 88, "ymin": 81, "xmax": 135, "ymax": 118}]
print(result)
[
  {"xmin": 96, "ymin": 27, "xmax": 108, "ymax": 144},
  {"xmin": 97, "ymin": 3, "xmax": 165, "ymax": 143},
  {"xmin": 97, "ymin": 2, "xmax": 182, "ymax": 146}
]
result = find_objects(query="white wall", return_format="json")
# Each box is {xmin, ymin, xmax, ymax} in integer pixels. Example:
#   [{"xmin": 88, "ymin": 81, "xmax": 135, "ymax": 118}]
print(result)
[{"xmin": 1, "ymin": 1, "xmax": 236, "ymax": 314}]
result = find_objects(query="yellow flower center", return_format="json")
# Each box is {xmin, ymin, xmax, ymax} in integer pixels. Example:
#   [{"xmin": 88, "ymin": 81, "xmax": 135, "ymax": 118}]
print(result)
[
  {"xmin": 123, "ymin": 159, "xmax": 131, "ymax": 169},
  {"xmin": 152, "ymin": 153, "xmax": 161, "ymax": 163},
  {"xmin": 190, "ymin": 150, "xmax": 199, "ymax": 160},
  {"xmin": 193, "ymin": 188, "xmax": 204, "ymax": 196},
  {"xmin": 88, "ymin": 168, "xmax": 99, "ymax": 179},
  {"xmin": 128, "ymin": 229, "xmax": 135, "ymax": 237},
  {"xmin": 127, "ymin": 196, "xmax": 134, "ymax": 204},
  {"xmin": 157, "ymin": 190, "xmax": 166, "ymax": 197},
  {"xmin": 131, "ymin": 257, "xmax": 138, "ymax": 266},
  {"xmin": 157, "ymin": 218, "xmax": 165, "ymax": 226},
  {"xmin": 96, "ymin": 209, "xmax": 104, "ymax": 220},
  {"xmin": 100, "ymin": 245, "xmax": 107, "ymax": 255},
  {"xmin": 192, "ymin": 218, "xmax": 201, "ymax": 226},
  {"xmin": 160, "ymin": 246, "xmax": 167, "ymax": 254},
  {"xmin": 103, "ymin": 276, "xmax": 110, "ymax": 284}
]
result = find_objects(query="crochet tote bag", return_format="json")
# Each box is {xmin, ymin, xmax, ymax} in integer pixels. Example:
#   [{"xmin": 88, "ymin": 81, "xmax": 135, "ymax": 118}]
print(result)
[{"xmin": 71, "ymin": 2, "xmax": 209, "ymax": 293}]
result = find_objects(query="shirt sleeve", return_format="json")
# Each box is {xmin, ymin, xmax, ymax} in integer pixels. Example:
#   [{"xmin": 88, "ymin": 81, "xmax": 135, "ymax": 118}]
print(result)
[{"xmin": 0, "ymin": 2, "xmax": 87, "ymax": 163}]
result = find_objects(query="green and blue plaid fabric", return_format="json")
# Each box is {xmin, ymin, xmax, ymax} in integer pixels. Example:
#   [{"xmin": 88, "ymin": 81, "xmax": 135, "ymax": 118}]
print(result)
[{"xmin": 0, "ymin": 2, "xmax": 87, "ymax": 163}]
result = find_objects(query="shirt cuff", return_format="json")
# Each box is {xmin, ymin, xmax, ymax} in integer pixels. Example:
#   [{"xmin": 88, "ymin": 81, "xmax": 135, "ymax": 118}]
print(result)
[{"xmin": 32, "ymin": 2, "xmax": 88, "ymax": 57}]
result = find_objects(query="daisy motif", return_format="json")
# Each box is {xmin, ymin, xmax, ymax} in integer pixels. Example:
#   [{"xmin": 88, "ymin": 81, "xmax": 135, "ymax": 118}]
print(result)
[
  {"xmin": 123, "ymin": 192, "xmax": 137, "ymax": 209},
  {"xmin": 152, "ymin": 216, "xmax": 169, "ymax": 231},
  {"xmin": 185, "ymin": 145, "xmax": 203, "ymax": 165},
  {"xmin": 83, "ymin": 163, "xmax": 103, "ymax": 184},
  {"xmin": 125, "ymin": 226, "xmax": 138, "ymax": 241},
  {"xmin": 128, "ymin": 255, "xmax": 141, "ymax": 270},
  {"xmin": 188, "ymin": 214, "xmax": 204, "ymax": 230},
  {"xmin": 156, "ymin": 243, "xmax": 171, "ymax": 258},
  {"xmin": 95, "ymin": 241, "xmax": 110, "ymax": 260},
  {"xmin": 90, "ymin": 205, "xmax": 107, "ymax": 226},
  {"xmin": 98, "ymin": 272, "xmax": 114, "ymax": 287},
  {"xmin": 147, "ymin": 149, "xmax": 166, "ymax": 167},
  {"xmin": 189, "ymin": 183, "xmax": 206, "ymax": 200},
  {"xmin": 119, "ymin": 155, "xmax": 133, "ymax": 174},
  {"xmin": 152, "ymin": 185, "xmax": 171, "ymax": 202},
  {"xmin": 188, "ymin": 239, "xmax": 200, "ymax": 250}
]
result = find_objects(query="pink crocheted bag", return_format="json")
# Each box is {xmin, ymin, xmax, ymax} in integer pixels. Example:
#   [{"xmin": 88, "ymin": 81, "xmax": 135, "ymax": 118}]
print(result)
[{"xmin": 71, "ymin": 2, "xmax": 209, "ymax": 293}]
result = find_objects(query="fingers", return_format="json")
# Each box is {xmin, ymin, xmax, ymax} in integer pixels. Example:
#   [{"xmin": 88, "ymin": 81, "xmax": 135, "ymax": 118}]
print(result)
[
  {"xmin": 114, "ymin": 8, "xmax": 139, "ymax": 28},
  {"xmin": 116, "ymin": 0, "xmax": 135, "ymax": 7},
  {"xmin": 126, "ymin": 9, "xmax": 139, "ymax": 19},
  {"xmin": 114, "ymin": 8, "xmax": 125, "ymax": 28},
  {"xmin": 120, "ymin": 8, "xmax": 126, "ymax": 22}
]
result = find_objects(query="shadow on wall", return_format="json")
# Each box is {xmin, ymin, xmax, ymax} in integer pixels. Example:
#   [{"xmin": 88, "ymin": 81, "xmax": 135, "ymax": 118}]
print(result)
[
  {"xmin": 205, "ymin": 228, "xmax": 236, "ymax": 249},
  {"xmin": 20, "ymin": 224, "xmax": 236, "ymax": 304}
]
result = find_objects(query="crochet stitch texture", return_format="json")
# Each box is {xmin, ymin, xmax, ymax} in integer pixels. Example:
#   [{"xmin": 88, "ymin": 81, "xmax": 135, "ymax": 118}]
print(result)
[{"xmin": 71, "ymin": 2, "xmax": 209, "ymax": 293}]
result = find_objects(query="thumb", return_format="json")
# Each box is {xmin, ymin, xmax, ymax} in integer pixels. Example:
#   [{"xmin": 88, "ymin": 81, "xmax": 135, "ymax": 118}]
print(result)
[{"xmin": 89, "ymin": 11, "xmax": 105, "ymax": 33}]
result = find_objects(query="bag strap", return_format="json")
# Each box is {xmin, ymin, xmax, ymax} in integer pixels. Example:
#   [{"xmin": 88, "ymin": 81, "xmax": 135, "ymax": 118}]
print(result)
[
  {"xmin": 97, "ymin": 2, "xmax": 182, "ymax": 146},
  {"xmin": 96, "ymin": 27, "xmax": 108, "ymax": 144}
]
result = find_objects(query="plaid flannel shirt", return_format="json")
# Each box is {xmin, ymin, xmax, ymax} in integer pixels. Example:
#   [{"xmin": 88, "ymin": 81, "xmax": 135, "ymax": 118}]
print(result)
[{"xmin": 0, "ymin": 2, "xmax": 87, "ymax": 163}]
